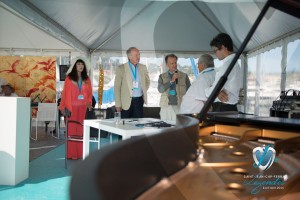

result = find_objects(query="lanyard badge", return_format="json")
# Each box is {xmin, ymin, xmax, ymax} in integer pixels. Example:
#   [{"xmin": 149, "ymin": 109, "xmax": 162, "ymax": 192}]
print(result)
[
  {"xmin": 77, "ymin": 78, "xmax": 84, "ymax": 100},
  {"xmin": 133, "ymin": 81, "xmax": 139, "ymax": 90},
  {"xmin": 169, "ymin": 89, "xmax": 176, "ymax": 95},
  {"xmin": 129, "ymin": 62, "xmax": 139, "ymax": 90},
  {"xmin": 78, "ymin": 94, "xmax": 84, "ymax": 100}
]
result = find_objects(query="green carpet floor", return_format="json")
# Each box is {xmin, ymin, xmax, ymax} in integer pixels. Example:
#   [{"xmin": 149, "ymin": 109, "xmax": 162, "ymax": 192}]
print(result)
[
  {"xmin": 0, "ymin": 144, "xmax": 70, "ymax": 200},
  {"xmin": 0, "ymin": 136, "xmax": 118, "ymax": 200}
]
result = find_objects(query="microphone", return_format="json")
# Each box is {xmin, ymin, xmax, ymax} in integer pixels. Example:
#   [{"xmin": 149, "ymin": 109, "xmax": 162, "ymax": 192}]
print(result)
[{"xmin": 175, "ymin": 70, "xmax": 178, "ymax": 84}]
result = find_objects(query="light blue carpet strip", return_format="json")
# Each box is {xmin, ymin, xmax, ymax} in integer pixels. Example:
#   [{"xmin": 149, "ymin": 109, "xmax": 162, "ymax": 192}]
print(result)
[{"xmin": 0, "ymin": 136, "xmax": 117, "ymax": 200}]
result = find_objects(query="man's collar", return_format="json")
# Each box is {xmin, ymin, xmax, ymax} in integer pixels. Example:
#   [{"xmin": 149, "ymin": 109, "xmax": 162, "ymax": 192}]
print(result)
[
  {"xmin": 129, "ymin": 61, "xmax": 138, "ymax": 67},
  {"xmin": 223, "ymin": 53, "xmax": 235, "ymax": 63}
]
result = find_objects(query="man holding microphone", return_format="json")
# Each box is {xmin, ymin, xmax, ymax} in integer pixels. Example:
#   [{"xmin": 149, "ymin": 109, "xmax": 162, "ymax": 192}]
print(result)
[{"xmin": 158, "ymin": 54, "xmax": 191, "ymax": 120}]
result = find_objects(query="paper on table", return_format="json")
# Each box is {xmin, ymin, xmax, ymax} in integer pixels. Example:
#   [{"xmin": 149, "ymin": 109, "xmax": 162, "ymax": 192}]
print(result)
[{"xmin": 125, "ymin": 119, "xmax": 159, "ymax": 125}]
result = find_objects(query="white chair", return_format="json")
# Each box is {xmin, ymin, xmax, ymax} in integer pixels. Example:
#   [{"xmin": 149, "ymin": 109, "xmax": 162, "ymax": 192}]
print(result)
[{"xmin": 31, "ymin": 103, "xmax": 58, "ymax": 140}]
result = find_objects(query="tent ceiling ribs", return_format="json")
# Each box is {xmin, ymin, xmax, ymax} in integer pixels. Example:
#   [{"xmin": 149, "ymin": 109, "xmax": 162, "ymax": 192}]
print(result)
[
  {"xmin": 190, "ymin": 1, "xmax": 239, "ymax": 50},
  {"xmin": 190, "ymin": 2, "xmax": 223, "ymax": 33},
  {"xmin": 0, "ymin": 0, "xmax": 89, "ymax": 55}
]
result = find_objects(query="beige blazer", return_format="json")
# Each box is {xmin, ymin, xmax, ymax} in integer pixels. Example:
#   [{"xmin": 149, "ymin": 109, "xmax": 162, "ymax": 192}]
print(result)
[{"xmin": 114, "ymin": 62, "xmax": 150, "ymax": 110}]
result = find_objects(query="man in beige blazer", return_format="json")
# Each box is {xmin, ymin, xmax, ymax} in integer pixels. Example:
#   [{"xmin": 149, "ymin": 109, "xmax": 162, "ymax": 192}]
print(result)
[{"xmin": 114, "ymin": 47, "xmax": 150, "ymax": 118}]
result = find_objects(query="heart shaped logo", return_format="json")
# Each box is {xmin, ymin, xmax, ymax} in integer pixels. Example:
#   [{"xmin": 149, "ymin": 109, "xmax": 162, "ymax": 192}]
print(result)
[{"xmin": 252, "ymin": 145, "xmax": 276, "ymax": 171}]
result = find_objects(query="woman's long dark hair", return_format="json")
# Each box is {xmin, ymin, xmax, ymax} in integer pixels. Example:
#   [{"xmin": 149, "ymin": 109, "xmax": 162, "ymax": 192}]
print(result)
[{"xmin": 68, "ymin": 59, "xmax": 89, "ymax": 81}]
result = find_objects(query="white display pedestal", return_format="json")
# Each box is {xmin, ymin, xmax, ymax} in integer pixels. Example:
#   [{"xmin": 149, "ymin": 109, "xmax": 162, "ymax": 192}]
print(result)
[{"xmin": 0, "ymin": 97, "xmax": 31, "ymax": 185}]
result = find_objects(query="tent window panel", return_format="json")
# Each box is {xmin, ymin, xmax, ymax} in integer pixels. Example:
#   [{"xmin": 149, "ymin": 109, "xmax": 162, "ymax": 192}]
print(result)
[
  {"xmin": 246, "ymin": 56, "xmax": 257, "ymax": 115},
  {"xmin": 140, "ymin": 57, "xmax": 163, "ymax": 107},
  {"xmin": 286, "ymin": 39, "xmax": 300, "ymax": 91},
  {"xmin": 177, "ymin": 57, "xmax": 197, "ymax": 83},
  {"xmin": 92, "ymin": 56, "xmax": 126, "ymax": 107},
  {"xmin": 259, "ymin": 47, "xmax": 282, "ymax": 116},
  {"xmin": 246, "ymin": 48, "xmax": 282, "ymax": 117}
]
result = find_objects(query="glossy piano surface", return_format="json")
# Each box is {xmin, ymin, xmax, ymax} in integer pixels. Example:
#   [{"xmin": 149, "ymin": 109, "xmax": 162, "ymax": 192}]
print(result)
[{"xmin": 137, "ymin": 113, "xmax": 300, "ymax": 200}]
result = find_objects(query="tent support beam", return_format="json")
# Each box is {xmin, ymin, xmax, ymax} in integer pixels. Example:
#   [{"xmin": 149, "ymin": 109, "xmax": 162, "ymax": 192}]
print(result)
[
  {"xmin": 190, "ymin": 2, "xmax": 223, "ymax": 33},
  {"xmin": 0, "ymin": 0, "xmax": 89, "ymax": 55},
  {"xmin": 190, "ymin": 1, "xmax": 239, "ymax": 50}
]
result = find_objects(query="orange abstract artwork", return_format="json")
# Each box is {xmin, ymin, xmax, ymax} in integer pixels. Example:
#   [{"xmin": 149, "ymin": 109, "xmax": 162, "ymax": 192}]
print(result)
[{"xmin": 0, "ymin": 56, "xmax": 56, "ymax": 103}]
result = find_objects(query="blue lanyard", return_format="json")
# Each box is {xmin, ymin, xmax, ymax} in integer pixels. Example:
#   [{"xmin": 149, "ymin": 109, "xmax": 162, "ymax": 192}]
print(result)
[
  {"xmin": 77, "ymin": 78, "xmax": 83, "ymax": 92},
  {"xmin": 168, "ymin": 71, "xmax": 174, "ymax": 79},
  {"xmin": 168, "ymin": 71, "xmax": 175, "ymax": 85},
  {"xmin": 201, "ymin": 68, "xmax": 214, "ymax": 74},
  {"xmin": 128, "ymin": 62, "xmax": 137, "ymax": 80}
]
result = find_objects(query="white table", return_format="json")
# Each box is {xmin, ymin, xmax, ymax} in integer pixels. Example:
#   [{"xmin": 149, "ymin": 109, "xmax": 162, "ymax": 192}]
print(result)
[{"xmin": 83, "ymin": 118, "xmax": 175, "ymax": 159}]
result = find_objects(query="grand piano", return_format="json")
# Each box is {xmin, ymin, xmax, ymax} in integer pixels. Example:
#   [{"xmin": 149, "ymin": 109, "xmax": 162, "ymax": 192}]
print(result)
[{"xmin": 70, "ymin": 0, "xmax": 300, "ymax": 199}]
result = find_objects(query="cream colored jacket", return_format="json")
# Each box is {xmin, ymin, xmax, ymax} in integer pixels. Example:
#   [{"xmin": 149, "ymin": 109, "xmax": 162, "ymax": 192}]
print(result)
[{"xmin": 114, "ymin": 62, "xmax": 150, "ymax": 110}]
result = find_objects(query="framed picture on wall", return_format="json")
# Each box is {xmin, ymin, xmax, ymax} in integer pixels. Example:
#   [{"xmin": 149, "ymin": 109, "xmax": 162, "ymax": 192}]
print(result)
[{"xmin": 59, "ymin": 65, "xmax": 69, "ymax": 81}]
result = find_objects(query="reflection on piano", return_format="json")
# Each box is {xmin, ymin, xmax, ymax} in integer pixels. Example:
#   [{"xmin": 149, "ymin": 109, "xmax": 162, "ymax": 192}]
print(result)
[
  {"xmin": 137, "ymin": 113, "xmax": 300, "ymax": 200},
  {"xmin": 70, "ymin": 0, "xmax": 300, "ymax": 200}
]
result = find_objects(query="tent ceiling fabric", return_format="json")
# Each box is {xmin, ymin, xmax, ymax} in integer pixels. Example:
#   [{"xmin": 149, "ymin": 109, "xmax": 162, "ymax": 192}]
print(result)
[
  {"xmin": 0, "ymin": 0, "xmax": 300, "ymax": 55},
  {"xmin": 0, "ymin": 5, "xmax": 73, "ymax": 51}
]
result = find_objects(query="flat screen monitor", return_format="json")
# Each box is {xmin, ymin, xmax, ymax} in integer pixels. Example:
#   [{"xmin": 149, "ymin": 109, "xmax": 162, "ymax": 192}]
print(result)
[{"xmin": 59, "ymin": 65, "xmax": 69, "ymax": 81}]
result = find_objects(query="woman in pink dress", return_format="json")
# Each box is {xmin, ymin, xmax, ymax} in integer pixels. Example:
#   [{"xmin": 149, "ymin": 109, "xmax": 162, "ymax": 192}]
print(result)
[{"xmin": 59, "ymin": 58, "xmax": 92, "ymax": 159}]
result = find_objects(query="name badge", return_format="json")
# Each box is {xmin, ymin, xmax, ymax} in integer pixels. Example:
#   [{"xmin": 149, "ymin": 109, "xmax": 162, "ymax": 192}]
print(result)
[
  {"xmin": 78, "ymin": 94, "xmax": 84, "ymax": 100},
  {"xmin": 169, "ymin": 90, "xmax": 176, "ymax": 95},
  {"xmin": 133, "ymin": 81, "xmax": 139, "ymax": 90}
]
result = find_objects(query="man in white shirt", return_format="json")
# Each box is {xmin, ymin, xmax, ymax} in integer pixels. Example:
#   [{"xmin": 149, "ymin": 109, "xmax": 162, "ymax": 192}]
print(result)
[
  {"xmin": 205, "ymin": 33, "xmax": 242, "ymax": 112},
  {"xmin": 179, "ymin": 54, "xmax": 215, "ymax": 114}
]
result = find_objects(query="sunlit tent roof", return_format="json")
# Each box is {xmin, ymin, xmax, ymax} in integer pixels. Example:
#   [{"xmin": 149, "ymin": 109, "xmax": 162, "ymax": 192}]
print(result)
[{"xmin": 0, "ymin": 0, "xmax": 300, "ymax": 56}]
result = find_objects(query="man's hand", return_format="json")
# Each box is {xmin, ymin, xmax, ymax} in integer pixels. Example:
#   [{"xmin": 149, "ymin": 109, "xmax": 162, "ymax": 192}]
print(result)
[
  {"xmin": 116, "ymin": 107, "xmax": 122, "ymax": 112},
  {"xmin": 64, "ymin": 108, "xmax": 71, "ymax": 117},
  {"xmin": 171, "ymin": 73, "xmax": 179, "ymax": 83},
  {"xmin": 218, "ymin": 90, "xmax": 229, "ymax": 102}
]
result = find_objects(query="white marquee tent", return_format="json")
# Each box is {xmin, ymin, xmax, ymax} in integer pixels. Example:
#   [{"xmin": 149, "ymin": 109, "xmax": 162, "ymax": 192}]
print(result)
[
  {"xmin": 0, "ymin": 0, "xmax": 299, "ymax": 116},
  {"xmin": 0, "ymin": 0, "xmax": 299, "ymax": 56}
]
